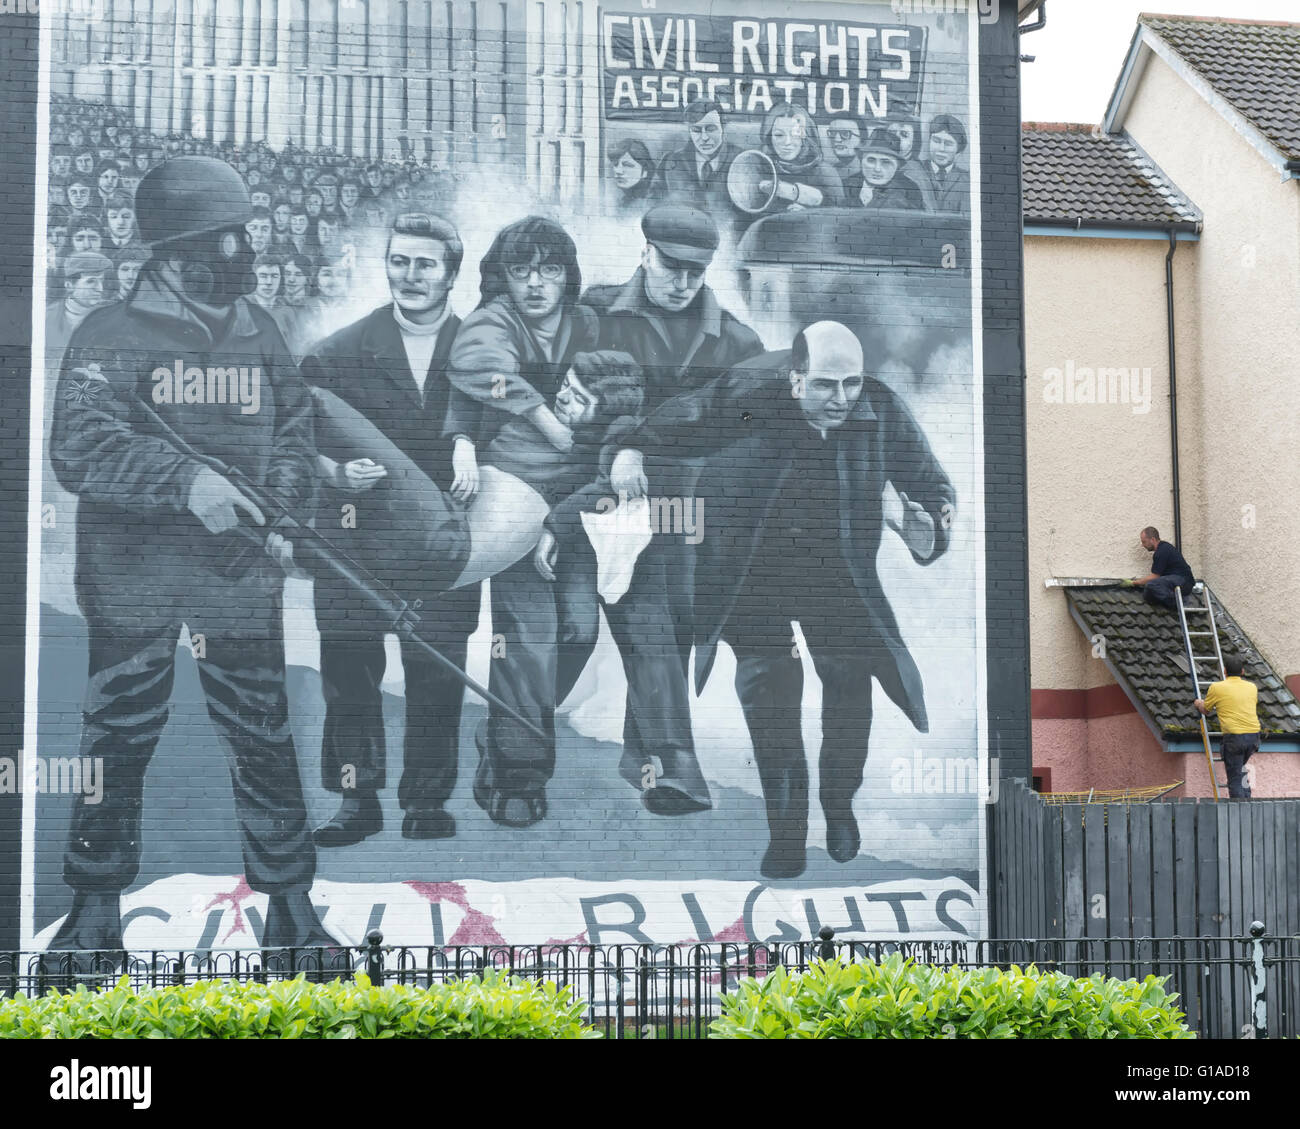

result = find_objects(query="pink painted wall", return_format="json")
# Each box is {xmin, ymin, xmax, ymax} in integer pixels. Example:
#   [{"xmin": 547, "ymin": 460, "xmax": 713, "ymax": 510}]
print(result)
[{"xmin": 1033, "ymin": 702, "xmax": 1300, "ymax": 798}]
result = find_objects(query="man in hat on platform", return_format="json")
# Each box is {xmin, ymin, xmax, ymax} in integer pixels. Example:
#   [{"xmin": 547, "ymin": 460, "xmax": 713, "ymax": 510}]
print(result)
[{"xmin": 846, "ymin": 130, "xmax": 927, "ymax": 212}]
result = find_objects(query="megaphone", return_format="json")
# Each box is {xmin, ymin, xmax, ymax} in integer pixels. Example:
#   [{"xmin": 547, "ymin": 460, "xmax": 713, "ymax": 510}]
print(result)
[{"xmin": 726, "ymin": 149, "xmax": 782, "ymax": 214}]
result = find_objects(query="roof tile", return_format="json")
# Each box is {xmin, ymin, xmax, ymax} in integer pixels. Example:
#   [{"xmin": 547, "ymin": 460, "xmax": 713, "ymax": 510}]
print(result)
[
  {"xmin": 1065, "ymin": 585, "xmax": 1300, "ymax": 738},
  {"xmin": 1142, "ymin": 15, "xmax": 1300, "ymax": 163},
  {"xmin": 1022, "ymin": 124, "xmax": 1200, "ymax": 227}
]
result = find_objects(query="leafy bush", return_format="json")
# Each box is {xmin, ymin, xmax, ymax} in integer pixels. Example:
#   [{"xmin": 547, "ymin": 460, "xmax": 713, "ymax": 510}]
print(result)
[
  {"xmin": 0, "ymin": 971, "xmax": 599, "ymax": 1039},
  {"xmin": 709, "ymin": 955, "xmax": 1194, "ymax": 1039}
]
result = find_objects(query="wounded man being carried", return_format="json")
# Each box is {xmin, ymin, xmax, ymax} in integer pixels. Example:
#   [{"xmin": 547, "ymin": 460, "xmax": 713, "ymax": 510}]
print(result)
[{"xmin": 312, "ymin": 349, "xmax": 642, "ymax": 593}]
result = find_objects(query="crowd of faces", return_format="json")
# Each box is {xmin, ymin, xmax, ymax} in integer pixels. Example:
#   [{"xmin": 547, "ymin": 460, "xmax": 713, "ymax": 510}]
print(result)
[
  {"xmin": 606, "ymin": 105, "xmax": 969, "ymax": 211},
  {"xmin": 48, "ymin": 94, "xmax": 458, "ymax": 315}
]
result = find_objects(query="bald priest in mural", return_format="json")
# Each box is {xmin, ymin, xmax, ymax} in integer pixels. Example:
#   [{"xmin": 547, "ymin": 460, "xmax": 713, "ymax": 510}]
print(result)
[{"xmin": 604, "ymin": 321, "xmax": 956, "ymax": 879}]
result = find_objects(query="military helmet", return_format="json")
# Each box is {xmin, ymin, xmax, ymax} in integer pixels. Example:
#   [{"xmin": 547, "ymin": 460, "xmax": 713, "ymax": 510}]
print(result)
[{"xmin": 134, "ymin": 156, "xmax": 253, "ymax": 248}]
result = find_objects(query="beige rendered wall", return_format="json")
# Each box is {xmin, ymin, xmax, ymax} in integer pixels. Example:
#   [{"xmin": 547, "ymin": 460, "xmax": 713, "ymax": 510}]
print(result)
[
  {"xmin": 1122, "ymin": 51, "xmax": 1300, "ymax": 679},
  {"xmin": 1025, "ymin": 234, "xmax": 1202, "ymax": 692}
]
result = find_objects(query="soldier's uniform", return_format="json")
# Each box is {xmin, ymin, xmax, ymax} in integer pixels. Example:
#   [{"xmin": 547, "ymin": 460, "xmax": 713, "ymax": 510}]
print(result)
[
  {"xmin": 50, "ymin": 280, "xmax": 319, "ymax": 898},
  {"xmin": 48, "ymin": 158, "xmax": 325, "ymax": 948}
]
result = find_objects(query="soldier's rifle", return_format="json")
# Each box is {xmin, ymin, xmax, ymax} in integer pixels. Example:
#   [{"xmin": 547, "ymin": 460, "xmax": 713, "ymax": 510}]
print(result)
[{"xmin": 131, "ymin": 393, "xmax": 549, "ymax": 742}]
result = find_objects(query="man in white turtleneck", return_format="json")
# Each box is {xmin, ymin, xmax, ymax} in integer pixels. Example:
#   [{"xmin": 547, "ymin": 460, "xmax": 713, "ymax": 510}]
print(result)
[{"xmin": 299, "ymin": 213, "xmax": 480, "ymax": 849}]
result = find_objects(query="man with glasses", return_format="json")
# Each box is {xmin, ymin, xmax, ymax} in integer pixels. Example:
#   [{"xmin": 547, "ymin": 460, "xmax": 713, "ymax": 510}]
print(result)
[
  {"xmin": 823, "ymin": 114, "xmax": 866, "ymax": 180},
  {"xmin": 574, "ymin": 204, "xmax": 763, "ymax": 816}
]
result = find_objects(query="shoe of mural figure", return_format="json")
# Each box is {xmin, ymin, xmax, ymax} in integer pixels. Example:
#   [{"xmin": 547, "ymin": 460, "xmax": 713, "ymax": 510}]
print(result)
[
  {"xmin": 49, "ymin": 889, "xmax": 125, "ymax": 952},
  {"xmin": 402, "ymin": 810, "xmax": 456, "ymax": 840},
  {"xmin": 312, "ymin": 789, "xmax": 382, "ymax": 847},
  {"xmin": 472, "ymin": 722, "xmax": 548, "ymax": 828},
  {"xmin": 760, "ymin": 838, "xmax": 807, "ymax": 880},
  {"xmin": 261, "ymin": 890, "xmax": 342, "ymax": 949},
  {"xmin": 473, "ymin": 776, "xmax": 548, "ymax": 829},
  {"xmin": 824, "ymin": 811, "xmax": 861, "ymax": 864},
  {"xmin": 627, "ymin": 751, "xmax": 714, "ymax": 816}
]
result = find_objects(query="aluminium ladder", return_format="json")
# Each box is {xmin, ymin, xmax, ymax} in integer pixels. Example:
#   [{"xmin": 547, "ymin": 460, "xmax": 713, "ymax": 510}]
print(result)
[{"xmin": 1175, "ymin": 582, "xmax": 1224, "ymax": 801}]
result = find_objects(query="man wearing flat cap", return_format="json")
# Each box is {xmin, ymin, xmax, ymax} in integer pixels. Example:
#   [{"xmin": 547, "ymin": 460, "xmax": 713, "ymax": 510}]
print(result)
[
  {"xmin": 920, "ymin": 114, "xmax": 970, "ymax": 216},
  {"xmin": 560, "ymin": 204, "xmax": 762, "ymax": 816}
]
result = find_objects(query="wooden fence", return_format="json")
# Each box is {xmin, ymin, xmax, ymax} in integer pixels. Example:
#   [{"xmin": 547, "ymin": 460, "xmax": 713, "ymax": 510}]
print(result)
[{"xmin": 991, "ymin": 777, "xmax": 1300, "ymax": 1036}]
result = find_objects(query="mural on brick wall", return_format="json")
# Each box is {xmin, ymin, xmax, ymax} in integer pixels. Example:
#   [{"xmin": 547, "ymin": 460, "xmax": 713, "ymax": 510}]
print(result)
[{"xmin": 26, "ymin": 0, "xmax": 990, "ymax": 950}]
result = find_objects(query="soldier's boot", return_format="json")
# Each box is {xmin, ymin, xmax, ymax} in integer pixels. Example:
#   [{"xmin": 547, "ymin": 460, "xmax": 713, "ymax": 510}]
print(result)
[
  {"xmin": 262, "ymin": 891, "xmax": 348, "ymax": 977},
  {"xmin": 49, "ymin": 890, "xmax": 124, "ymax": 953},
  {"xmin": 262, "ymin": 890, "xmax": 342, "ymax": 949}
]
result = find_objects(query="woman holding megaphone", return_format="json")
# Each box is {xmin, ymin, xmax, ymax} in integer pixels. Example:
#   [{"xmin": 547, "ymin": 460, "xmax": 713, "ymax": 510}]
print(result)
[{"xmin": 751, "ymin": 102, "xmax": 846, "ymax": 213}]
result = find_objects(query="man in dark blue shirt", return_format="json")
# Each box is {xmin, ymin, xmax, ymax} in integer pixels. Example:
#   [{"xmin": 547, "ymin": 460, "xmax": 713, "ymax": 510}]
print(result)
[{"xmin": 1132, "ymin": 526, "xmax": 1195, "ymax": 609}]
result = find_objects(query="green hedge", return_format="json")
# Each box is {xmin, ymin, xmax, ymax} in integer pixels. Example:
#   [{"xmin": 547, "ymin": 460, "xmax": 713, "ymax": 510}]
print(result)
[
  {"xmin": 709, "ymin": 955, "xmax": 1195, "ymax": 1039},
  {"xmin": 0, "ymin": 971, "xmax": 598, "ymax": 1039}
]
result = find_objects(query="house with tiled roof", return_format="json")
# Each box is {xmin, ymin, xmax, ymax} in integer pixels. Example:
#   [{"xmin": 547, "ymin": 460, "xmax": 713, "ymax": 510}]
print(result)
[{"xmin": 1022, "ymin": 13, "xmax": 1300, "ymax": 798}]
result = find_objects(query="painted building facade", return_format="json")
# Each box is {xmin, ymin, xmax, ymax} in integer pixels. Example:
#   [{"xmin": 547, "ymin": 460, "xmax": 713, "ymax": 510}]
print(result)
[{"xmin": 1, "ymin": 0, "xmax": 1027, "ymax": 952}]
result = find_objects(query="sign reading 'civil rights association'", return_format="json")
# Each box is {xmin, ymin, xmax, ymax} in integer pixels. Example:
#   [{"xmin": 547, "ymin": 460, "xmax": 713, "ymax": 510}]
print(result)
[{"xmin": 602, "ymin": 12, "xmax": 927, "ymax": 121}]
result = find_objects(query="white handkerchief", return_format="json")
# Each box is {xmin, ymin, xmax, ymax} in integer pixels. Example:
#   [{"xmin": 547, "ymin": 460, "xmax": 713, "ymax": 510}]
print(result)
[{"xmin": 581, "ymin": 497, "xmax": 654, "ymax": 604}]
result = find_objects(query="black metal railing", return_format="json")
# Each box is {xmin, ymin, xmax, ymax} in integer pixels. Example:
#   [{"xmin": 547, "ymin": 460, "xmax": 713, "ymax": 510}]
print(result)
[{"xmin": 4, "ymin": 924, "xmax": 1296, "ymax": 1039}]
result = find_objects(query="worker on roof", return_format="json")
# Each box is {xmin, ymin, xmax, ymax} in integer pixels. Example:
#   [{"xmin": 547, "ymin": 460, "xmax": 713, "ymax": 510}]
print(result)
[{"xmin": 1131, "ymin": 526, "xmax": 1195, "ymax": 610}]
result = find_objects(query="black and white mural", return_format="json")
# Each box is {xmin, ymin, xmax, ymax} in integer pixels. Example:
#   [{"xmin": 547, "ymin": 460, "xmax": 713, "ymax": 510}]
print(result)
[{"xmin": 23, "ymin": 0, "xmax": 990, "ymax": 949}]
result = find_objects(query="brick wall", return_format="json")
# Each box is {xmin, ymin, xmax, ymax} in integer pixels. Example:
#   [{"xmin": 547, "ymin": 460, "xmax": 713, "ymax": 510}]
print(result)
[{"xmin": 1, "ymin": 0, "xmax": 1026, "ymax": 950}]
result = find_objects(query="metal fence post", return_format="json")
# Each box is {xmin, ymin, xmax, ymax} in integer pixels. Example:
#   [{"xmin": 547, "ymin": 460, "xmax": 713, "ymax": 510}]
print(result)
[
  {"xmin": 819, "ymin": 925, "xmax": 836, "ymax": 962},
  {"xmin": 638, "ymin": 960, "xmax": 651, "ymax": 1038},
  {"xmin": 365, "ymin": 929, "xmax": 385, "ymax": 987},
  {"xmin": 1248, "ymin": 921, "xmax": 1267, "ymax": 1039}
]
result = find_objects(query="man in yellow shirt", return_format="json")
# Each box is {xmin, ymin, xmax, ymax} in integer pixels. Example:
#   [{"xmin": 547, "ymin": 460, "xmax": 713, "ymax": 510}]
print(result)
[{"xmin": 1195, "ymin": 655, "xmax": 1261, "ymax": 798}]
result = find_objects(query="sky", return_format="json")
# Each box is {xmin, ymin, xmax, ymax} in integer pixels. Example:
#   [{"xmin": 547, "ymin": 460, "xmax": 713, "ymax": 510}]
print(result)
[{"xmin": 1019, "ymin": 0, "xmax": 1300, "ymax": 123}]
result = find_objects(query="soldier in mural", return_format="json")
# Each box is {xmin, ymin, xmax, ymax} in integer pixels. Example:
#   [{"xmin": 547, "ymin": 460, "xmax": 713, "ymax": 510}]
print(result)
[
  {"xmin": 625, "ymin": 321, "xmax": 956, "ymax": 878},
  {"xmin": 301, "ymin": 212, "xmax": 478, "ymax": 848},
  {"xmin": 46, "ymin": 157, "xmax": 334, "ymax": 950}
]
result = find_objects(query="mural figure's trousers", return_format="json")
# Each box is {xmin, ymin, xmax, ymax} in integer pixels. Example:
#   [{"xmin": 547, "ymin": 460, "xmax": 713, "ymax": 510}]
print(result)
[
  {"xmin": 554, "ymin": 516, "xmax": 711, "ymax": 806},
  {"xmin": 64, "ymin": 609, "xmax": 316, "ymax": 894},
  {"xmin": 479, "ymin": 556, "xmax": 596, "ymax": 798},
  {"xmin": 601, "ymin": 539, "xmax": 710, "ymax": 805},
  {"xmin": 315, "ymin": 578, "xmax": 479, "ymax": 811},
  {"xmin": 722, "ymin": 591, "xmax": 876, "ymax": 850}
]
